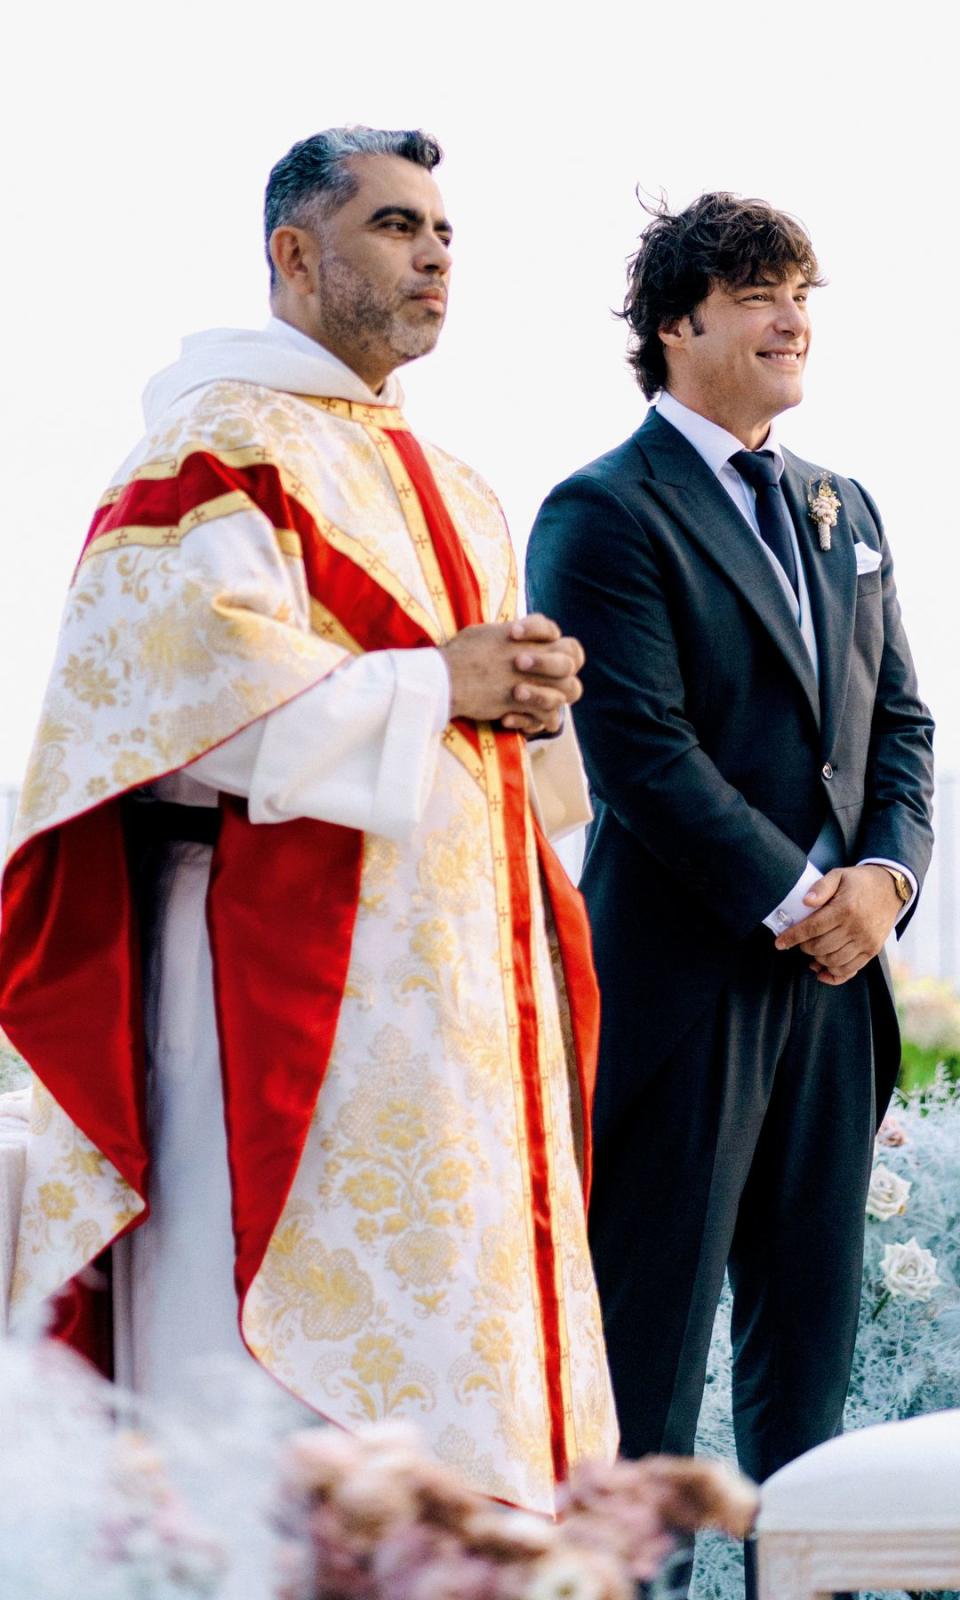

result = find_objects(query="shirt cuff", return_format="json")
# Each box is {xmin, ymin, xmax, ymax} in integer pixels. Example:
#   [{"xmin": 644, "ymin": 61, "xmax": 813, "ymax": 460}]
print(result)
[
  {"xmin": 858, "ymin": 857, "xmax": 918, "ymax": 924},
  {"xmin": 762, "ymin": 860, "xmax": 824, "ymax": 934}
]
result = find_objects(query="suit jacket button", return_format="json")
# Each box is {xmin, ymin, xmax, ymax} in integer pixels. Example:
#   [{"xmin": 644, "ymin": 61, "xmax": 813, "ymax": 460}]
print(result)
[{"xmin": 822, "ymin": 761, "xmax": 834, "ymax": 780}]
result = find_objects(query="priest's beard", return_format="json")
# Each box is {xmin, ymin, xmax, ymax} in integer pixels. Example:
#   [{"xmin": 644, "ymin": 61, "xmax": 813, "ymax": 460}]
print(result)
[{"xmin": 316, "ymin": 252, "xmax": 443, "ymax": 373}]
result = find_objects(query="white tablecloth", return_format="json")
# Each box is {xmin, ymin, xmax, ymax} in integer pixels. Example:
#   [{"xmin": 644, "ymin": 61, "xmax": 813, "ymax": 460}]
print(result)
[{"xmin": 0, "ymin": 1090, "xmax": 29, "ymax": 1332}]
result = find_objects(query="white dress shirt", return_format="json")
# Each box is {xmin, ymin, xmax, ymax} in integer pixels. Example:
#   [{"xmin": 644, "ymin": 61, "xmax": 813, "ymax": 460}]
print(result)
[{"xmin": 655, "ymin": 391, "xmax": 915, "ymax": 932}]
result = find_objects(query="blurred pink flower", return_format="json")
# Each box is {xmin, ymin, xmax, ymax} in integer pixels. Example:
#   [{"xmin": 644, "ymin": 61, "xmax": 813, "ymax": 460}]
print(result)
[{"xmin": 877, "ymin": 1114, "xmax": 908, "ymax": 1148}]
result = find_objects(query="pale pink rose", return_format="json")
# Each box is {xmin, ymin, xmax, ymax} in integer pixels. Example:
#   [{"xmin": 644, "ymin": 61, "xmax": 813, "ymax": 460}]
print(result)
[
  {"xmin": 285, "ymin": 1426, "xmax": 365, "ymax": 1497},
  {"xmin": 876, "ymin": 1114, "xmax": 908, "ymax": 1148},
  {"xmin": 332, "ymin": 1463, "xmax": 418, "ymax": 1537},
  {"xmin": 305, "ymin": 1502, "xmax": 375, "ymax": 1599},
  {"xmin": 464, "ymin": 1509, "xmax": 557, "ymax": 1563}
]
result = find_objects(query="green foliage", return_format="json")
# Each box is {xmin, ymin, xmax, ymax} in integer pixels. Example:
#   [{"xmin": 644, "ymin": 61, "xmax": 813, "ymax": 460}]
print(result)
[{"xmin": 897, "ymin": 1041, "xmax": 960, "ymax": 1095}]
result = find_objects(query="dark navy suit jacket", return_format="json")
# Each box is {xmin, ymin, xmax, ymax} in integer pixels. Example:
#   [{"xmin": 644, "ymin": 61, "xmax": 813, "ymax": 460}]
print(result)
[{"xmin": 526, "ymin": 409, "xmax": 934, "ymax": 1140}]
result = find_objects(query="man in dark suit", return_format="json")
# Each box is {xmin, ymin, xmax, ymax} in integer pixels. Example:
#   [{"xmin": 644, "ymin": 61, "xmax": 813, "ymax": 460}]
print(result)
[{"xmin": 526, "ymin": 192, "xmax": 934, "ymax": 1592}]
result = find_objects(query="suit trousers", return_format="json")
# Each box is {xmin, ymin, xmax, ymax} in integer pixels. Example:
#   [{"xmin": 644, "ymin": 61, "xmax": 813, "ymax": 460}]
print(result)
[{"xmin": 589, "ymin": 932, "xmax": 876, "ymax": 1588}]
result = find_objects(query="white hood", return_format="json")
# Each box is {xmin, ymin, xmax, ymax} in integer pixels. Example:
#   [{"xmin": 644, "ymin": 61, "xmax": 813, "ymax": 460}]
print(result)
[{"xmin": 142, "ymin": 317, "xmax": 404, "ymax": 426}]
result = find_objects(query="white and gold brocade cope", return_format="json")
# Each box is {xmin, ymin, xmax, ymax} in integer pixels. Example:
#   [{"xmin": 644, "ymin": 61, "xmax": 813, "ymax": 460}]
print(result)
[{"xmin": 6, "ymin": 369, "xmax": 617, "ymax": 1510}]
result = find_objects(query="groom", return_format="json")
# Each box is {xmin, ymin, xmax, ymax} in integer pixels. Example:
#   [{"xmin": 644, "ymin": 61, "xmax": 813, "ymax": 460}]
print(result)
[{"xmin": 527, "ymin": 192, "xmax": 934, "ymax": 1586}]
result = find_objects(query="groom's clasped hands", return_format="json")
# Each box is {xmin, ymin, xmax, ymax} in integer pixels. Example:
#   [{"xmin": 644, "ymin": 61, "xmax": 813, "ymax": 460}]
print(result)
[{"xmin": 775, "ymin": 863, "xmax": 904, "ymax": 984}]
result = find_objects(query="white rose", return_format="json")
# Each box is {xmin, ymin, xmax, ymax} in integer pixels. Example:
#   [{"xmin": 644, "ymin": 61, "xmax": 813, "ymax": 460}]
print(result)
[
  {"xmin": 866, "ymin": 1163, "xmax": 911, "ymax": 1220},
  {"xmin": 525, "ymin": 1551, "xmax": 629, "ymax": 1600},
  {"xmin": 881, "ymin": 1238, "xmax": 941, "ymax": 1302}
]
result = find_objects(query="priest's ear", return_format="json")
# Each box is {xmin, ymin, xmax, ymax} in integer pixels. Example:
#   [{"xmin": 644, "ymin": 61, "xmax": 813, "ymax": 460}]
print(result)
[{"xmin": 269, "ymin": 225, "xmax": 318, "ymax": 299}]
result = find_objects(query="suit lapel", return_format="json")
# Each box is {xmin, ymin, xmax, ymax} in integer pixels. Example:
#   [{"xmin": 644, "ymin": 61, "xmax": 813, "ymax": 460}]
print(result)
[
  {"xmin": 636, "ymin": 412, "xmax": 821, "ymax": 730},
  {"xmin": 780, "ymin": 453, "xmax": 857, "ymax": 755}
]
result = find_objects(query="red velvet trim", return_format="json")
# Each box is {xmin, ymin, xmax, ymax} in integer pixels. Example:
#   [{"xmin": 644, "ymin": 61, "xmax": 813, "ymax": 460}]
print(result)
[
  {"xmin": 497, "ymin": 735, "xmax": 567, "ymax": 1482},
  {"xmin": 48, "ymin": 1254, "xmax": 114, "ymax": 1377},
  {"xmin": 0, "ymin": 803, "xmax": 148, "ymax": 1201},
  {"xmin": 389, "ymin": 433, "xmax": 572, "ymax": 1480},
  {"xmin": 206, "ymin": 800, "xmax": 365, "ymax": 1299},
  {"xmin": 383, "ymin": 431, "xmax": 485, "ymax": 626},
  {"xmin": 83, "ymin": 454, "xmax": 435, "ymax": 654},
  {"xmin": 534, "ymin": 822, "xmax": 600, "ymax": 1205}
]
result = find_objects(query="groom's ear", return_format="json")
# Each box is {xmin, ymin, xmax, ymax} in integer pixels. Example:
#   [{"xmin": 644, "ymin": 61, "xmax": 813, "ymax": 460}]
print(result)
[{"xmin": 658, "ymin": 315, "xmax": 688, "ymax": 351}]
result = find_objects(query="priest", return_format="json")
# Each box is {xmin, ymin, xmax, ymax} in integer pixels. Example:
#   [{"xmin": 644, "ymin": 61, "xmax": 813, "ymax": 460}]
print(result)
[{"xmin": 0, "ymin": 126, "xmax": 616, "ymax": 1511}]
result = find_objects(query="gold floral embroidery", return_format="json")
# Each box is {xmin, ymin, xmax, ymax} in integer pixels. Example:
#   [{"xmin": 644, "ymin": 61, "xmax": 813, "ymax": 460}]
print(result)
[
  {"xmin": 307, "ymin": 1316, "xmax": 438, "ymax": 1423},
  {"xmin": 61, "ymin": 655, "xmax": 121, "ymax": 709},
  {"xmin": 323, "ymin": 1024, "xmax": 485, "ymax": 1304},
  {"xmin": 133, "ymin": 594, "xmax": 218, "ymax": 694},
  {"xmin": 37, "ymin": 1181, "xmax": 77, "ymax": 1221},
  {"xmin": 251, "ymin": 1203, "xmax": 375, "ymax": 1342}
]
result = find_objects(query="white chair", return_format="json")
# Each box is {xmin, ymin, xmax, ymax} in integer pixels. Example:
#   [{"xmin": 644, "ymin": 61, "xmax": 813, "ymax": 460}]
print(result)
[{"xmin": 756, "ymin": 1409, "xmax": 960, "ymax": 1598}]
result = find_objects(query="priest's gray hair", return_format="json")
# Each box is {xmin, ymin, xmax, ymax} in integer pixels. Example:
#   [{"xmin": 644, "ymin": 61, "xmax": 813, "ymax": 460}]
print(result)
[{"xmin": 264, "ymin": 126, "xmax": 443, "ymax": 282}]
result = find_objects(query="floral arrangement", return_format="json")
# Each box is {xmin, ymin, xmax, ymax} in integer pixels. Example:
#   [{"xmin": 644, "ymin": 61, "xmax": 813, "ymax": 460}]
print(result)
[
  {"xmin": 694, "ymin": 1073, "xmax": 960, "ymax": 1600},
  {"xmin": 0, "ymin": 1025, "xmax": 28, "ymax": 1094},
  {"xmin": 0, "ymin": 1337, "xmax": 232, "ymax": 1598},
  {"xmin": 806, "ymin": 474, "xmax": 841, "ymax": 551},
  {"xmin": 95, "ymin": 1431, "xmax": 226, "ymax": 1596},
  {"xmin": 275, "ymin": 1421, "xmax": 757, "ymax": 1600}
]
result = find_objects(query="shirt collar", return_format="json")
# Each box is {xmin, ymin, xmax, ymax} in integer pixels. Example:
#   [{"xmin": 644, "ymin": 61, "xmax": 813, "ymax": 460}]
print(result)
[{"xmin": 656, "ymin": 390, "xmax": 784, "ymax": 478}]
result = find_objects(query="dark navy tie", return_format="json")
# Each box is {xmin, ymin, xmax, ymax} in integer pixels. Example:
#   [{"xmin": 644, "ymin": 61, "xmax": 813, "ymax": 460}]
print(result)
[{"xmin": 729, "ymin": 449, "xmax": 799, "ymax": 600}]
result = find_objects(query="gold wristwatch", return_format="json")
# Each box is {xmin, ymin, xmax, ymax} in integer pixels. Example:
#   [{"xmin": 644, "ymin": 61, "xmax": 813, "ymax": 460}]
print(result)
[{"xmin": 881, "ymin": 866, "xmax": 911, "ymax": 906}]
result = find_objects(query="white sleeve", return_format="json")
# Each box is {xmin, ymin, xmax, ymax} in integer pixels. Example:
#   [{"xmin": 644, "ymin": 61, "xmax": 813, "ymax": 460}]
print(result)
[
  {"xmin": 178, "ymin": 647, "xmax": 450, "ymax": 840},
  {"xmin": 762, "ymin": 860, "xmax": 824, "ymax": 934}
]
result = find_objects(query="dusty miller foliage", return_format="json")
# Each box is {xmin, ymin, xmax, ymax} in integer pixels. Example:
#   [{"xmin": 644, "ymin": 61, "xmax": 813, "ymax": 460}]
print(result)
[
  {"xmin": 694, "ymin": 1071, "xmax": 960, "ymax": 1600},
  {"xmin": 0, "ymin": 1029, "xmax": 28, "ymax": 1095}
]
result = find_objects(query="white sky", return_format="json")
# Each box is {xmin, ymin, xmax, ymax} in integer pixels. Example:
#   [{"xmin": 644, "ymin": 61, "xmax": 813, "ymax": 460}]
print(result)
[{"xmin": 1, "ymin": 1, "xmax": 956, "ymax": 788}]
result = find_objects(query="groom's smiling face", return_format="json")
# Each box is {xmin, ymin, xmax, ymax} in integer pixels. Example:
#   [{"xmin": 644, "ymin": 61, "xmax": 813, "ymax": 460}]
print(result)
[{"xmin": 661, "ymin": 264, "xmax": 811, "ymax": 443}]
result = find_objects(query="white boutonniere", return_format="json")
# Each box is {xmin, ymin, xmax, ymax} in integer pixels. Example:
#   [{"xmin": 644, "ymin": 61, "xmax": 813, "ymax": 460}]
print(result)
[{"xmin": 808, "ymin": 474, "xmax": 841, "ymax": 551}]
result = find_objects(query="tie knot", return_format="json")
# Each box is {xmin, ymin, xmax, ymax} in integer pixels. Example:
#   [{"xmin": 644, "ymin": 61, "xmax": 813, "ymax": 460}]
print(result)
[{"xmin": 729, "ymin": 449, "xmax": 780, "ymax": 490}]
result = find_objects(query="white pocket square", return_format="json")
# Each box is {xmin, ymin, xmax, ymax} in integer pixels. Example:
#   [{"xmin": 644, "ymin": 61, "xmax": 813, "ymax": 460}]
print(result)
[{"xmin": 854, "ymin": 542, "xmax": 882, "ymax": 575}]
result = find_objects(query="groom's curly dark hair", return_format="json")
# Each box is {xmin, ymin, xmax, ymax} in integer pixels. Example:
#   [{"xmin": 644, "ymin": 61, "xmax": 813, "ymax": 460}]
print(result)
[{"xmin": 621, "ymin": 192, "xmax": 825, "ymax": 399}]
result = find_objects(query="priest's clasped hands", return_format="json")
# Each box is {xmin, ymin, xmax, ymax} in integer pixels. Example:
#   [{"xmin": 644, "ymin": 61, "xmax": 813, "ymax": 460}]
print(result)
[
  {"xmin": 442, "ymin": 613, "xmax": 584, "ymax": 736},
  {"xmin": 774, "ymin": 863, "xmax": 903, "ymax": 986}
]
